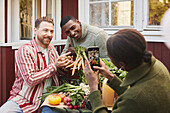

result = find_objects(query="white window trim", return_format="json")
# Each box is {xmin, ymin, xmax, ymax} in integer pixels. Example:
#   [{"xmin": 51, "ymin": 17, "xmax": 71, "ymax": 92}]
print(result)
[
  {"xmin": 0, "ymin": 40, "xmax": 67, "ymax": 50},
  {"xmin": 79, "ymin": 0, "xmax": 163, "ymax": 42},
  {"xmin": 134, "ymin": 0, "xmax": 143, "ymax": 31},
  {"xmin": 54, "ymin": 0, "xmax": 62, "ymax": 41},
  {"xmin": 0, "ymin": 0, "xmax": 5, "ymax": 44},
  {"xmin": 143, "ymin": 0, "xmax": 162, "ymax": 31},
  {"xmin": 79, "ymin": 0, "xmax": 89, "ymax": 24},
  {"xmin": 8, "ymin": 0, "xmax": 20, "ymax": 43},
  {"xmin": 7, "ymin": 0, "xmax": 64, "ymax": 45},
  {"xmin": 7, "ymin": 0, "xmax": 36, "ymax": 43},
  {"xmin": 41, "ymin": 0, "xmax": 46, "ymax": 16}
]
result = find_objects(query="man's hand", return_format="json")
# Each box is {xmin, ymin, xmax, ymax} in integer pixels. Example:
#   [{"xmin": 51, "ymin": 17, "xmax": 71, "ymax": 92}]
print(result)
[
  {"xmin": 55, "ymin": 52, "xmax": 73, "ymax": 68},
  {"xmin": 93, "ymin": 58, "xmax": 115, "ymax": 81},
  {"xmin": 66, "ymin": 43, "xmax": 76, "ymax": 58},
  {"xmin": 84, "ymin": 57, "xmax": 99, "ymax": 93}
]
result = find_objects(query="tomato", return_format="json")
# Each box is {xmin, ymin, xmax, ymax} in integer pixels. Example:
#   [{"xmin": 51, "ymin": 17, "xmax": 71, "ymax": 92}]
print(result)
[
  {"xmin": 48, "ymin": 95, "xmax": 61, "ymax": 105},
  {"xmin": 55, "ymin": 94, "xmax": 65, "ymax": 102}
]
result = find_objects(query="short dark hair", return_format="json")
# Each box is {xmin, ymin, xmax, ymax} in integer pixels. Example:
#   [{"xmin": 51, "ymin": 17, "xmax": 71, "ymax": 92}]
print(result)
[
  {"xmin": 60, "ymin": 15, "xmax": 76, "ymax": 28},
  {"xmin": 35, "ymin": 16, "xmax": 54, "ymax": 28},
  {"xmin": 107, "ymin": 29, "xmax": 152, "ymax": 68}
]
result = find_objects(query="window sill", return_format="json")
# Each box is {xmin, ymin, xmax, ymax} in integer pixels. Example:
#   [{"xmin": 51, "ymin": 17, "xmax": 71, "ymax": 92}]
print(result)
[
  {"xmin": 0, "ymin": 40, "xmax": 67, "ymax": 50},
  {"xmin": 104, "ymin": 28, "xmax": 164, "ymax": 43}
]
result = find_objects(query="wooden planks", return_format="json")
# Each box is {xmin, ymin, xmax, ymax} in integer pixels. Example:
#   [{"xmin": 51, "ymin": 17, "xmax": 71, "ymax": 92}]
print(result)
[
  {"xmin": 0, "ymin": 46, "xmax": 15, "ymax": 106},
  {"xmin": 147, "ymin": 42, "xmax": 170, "ymax": 71},
  {"xmin": 61, "ymin": 0, "xmax": 78, "ymax": 40}
]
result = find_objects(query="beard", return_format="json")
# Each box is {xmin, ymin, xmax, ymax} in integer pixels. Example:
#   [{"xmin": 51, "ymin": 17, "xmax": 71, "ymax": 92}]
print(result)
[{"xmin": 37, "ymin": 36, "xmax": 52, "ymax": 47}]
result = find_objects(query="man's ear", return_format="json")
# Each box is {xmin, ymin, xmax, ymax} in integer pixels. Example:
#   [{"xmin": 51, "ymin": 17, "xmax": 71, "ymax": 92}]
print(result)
[{"xmin": 34, "ymin": 28, "xmax": 37, "ymax": 35}]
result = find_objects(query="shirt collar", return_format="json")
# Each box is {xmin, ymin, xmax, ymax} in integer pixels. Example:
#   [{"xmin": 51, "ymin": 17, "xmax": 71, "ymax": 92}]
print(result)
[
  {"xmin": 121, "ymin": 56, "xmax": 156, "ymax": 87},
  {"xmin": 39, "ymin": 45, "xmax": 48, "ymax": 53},
  {"xmin": 30, "ymin": 37, "xmax": 52, "ymax": 53}
]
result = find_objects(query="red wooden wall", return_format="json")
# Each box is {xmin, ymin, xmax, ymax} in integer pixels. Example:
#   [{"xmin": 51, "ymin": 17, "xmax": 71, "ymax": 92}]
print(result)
[
  {"xmin": 60, "ymin": 0, "xmax": 78, "ymax": 52},
  {"xmin": 147, "ymin": 42, "xmax": 170, "ymax": 71},
  {"xmin": 0, "ymin": 46, "xmax": 15, "ymax": 106},
  {"xmin": 61, "ymin": 0, "xmax": 78, "ymax": 39}
]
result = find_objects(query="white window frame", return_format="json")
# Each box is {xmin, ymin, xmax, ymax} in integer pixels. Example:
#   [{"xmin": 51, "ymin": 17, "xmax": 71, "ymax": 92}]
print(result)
[
  {"xmin": 79, "ymin": 0, "xmax": 163, "ymax": 42},
  {"xmin": 80, "ymin": 0, "xmax": 135, "ymax": 28},
  {"xmin": 50, "ymin": 0, "xmax": 67, "ymax": 45},
  {"xmin": 143, "ymin": 0, "xmax": 161, "ymax": 31},
  {"xmin": 142, "ymin": 0, "xmax": 163, "ymax": 42},
  {"xmin": 54, "ymin": 0, "xmax": 62, "ymax": 41},
  {"xmin": 0, "ymin": 0, "xmax": 5, "ymax": 44},
  {"xmin": 8, "ymin": 0, "xmax": 20, "ymax": 43},
  {"xmin": 7, "ymin": 0, "xmax": 36, "ymax": 43},
  {"xmin": 7, "ymin": 0, "xmax": 64, "ymax": 44}
]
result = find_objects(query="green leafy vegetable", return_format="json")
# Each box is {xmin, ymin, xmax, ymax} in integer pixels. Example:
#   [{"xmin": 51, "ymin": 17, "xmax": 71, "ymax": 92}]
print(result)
[
  {"xmin": 69, "ymin": 89, "xmax": 85, "ymax": 107},
  {"xmin": 38, "ymin": 83, "xmax": 84, "ymax": 102},
  {"xmin": 74, "ymin": 46, "xmax": 88, "ymax": 61},
  {"xmin": 99, "ymin": 59, "xmax": 127, "ymax": 87}
]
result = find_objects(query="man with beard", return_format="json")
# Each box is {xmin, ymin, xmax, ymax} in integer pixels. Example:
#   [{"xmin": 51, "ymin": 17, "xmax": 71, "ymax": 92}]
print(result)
[
  {"xmin": 0, "ymin": 16, "xmax": 72, "ymax": 113},
  {"xmin": 60, "ymin": 15, "xmax": 108, "ymax": 59}
]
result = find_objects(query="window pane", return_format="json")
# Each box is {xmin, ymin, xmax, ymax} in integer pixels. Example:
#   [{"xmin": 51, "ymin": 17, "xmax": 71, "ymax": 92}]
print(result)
[
  {"xmin": 149, "ymin": 0, "xmax": 170, "ymax": 25},
  {"xmin": 111, "ymin": 1, "xmax": 133, "ymax": 26},
  {"xmin": 20, "ymin": 0, "xmax": 32, "ymax": 40},
  {"xmin": 46, "ymin": 0, "xmax": 52, "ymax": 17},
  {"xmin": 89, "ymin": 3, "xmax": 109, "ymax": 27}
]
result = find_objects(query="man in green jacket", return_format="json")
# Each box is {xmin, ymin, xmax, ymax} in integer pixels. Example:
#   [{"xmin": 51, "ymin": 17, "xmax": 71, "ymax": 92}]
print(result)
[
  {"xmin": 84, "ymin": 29, "xmax": 170, "ymax": 113},
  {"xmin": 60, "ymin": 15, "xmax": 108, "ymax": 59}
]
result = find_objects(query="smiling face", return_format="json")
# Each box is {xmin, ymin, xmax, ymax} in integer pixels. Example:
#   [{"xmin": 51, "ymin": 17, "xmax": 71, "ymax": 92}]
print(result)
[
  {"xmin": 34, "ymin": 21, "xmax": 54, "ymax": 48},
  {"xmin": 62, "ymin": 19, "xmax": 81, "ymax": 40}
]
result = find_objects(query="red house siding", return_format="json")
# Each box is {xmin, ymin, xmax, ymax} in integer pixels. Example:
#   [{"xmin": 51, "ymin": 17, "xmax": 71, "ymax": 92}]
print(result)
[
  {"xmin": 147, "ymin": 42, "xmax": 170, "ymax": 71},
  {"xmin": 0, "ymin": 46, "xmax": 15, "ymax": 106},
  {"xmin": 61, "ymin": 0, "xmax": 78, "ymax": 39}
]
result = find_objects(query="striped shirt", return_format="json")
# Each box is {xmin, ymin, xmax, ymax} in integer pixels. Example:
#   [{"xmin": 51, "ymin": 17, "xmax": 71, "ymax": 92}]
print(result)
[{"xmin": 8, "ymin": 38, "xmax": 59, "ymax": 113}]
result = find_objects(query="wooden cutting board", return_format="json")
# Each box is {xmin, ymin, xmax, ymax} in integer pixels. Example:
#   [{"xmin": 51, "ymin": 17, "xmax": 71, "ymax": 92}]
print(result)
[{"xmin": 38, "ymin": 94, "xmax": 68, "ymax": 113}]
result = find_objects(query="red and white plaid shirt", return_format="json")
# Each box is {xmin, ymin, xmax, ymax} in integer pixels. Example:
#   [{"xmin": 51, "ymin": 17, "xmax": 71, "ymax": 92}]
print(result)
[{"xmin": 9, "ymin": 38, "xmax": 59, "ymax": 113}]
